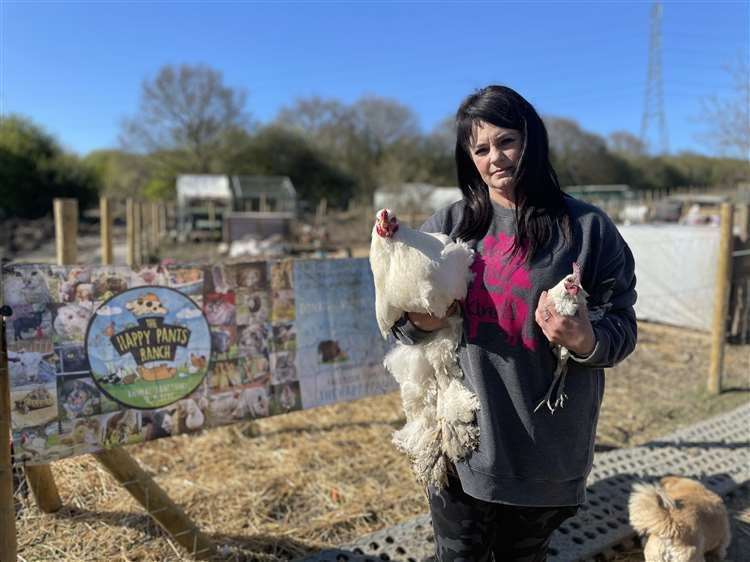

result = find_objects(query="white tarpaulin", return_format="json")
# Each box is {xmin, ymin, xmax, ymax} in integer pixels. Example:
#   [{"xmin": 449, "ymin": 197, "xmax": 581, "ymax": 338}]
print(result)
[
  {"xmin": 374, "ymin": 185, "xmax": 462, "ymax": 214},
  {"xmin": 618, "ymin": 224, "xmax": 719, "ymax": 332}
]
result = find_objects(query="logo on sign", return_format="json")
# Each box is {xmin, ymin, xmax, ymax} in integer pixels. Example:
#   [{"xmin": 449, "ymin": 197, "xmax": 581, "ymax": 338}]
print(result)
[{"xmin": 85, "ymin": 287, "xmax": 211, "ymax": 409}]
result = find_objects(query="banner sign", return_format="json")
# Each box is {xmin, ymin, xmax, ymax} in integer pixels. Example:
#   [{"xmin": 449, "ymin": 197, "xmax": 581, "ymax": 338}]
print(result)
[{"xmin": 2, "ymin": 259, "xmax": 394, "ymax": 464}]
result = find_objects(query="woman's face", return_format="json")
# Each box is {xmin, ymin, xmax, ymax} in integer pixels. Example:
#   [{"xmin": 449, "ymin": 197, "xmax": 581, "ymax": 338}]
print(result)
[{"xmin": 467, "ymin": 121, "xmax": 523, "ymax": 207}]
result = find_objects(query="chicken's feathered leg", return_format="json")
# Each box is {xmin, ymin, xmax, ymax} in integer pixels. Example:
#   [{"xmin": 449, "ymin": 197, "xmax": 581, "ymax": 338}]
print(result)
[{"xmin": 389, "ymin": 314, "xmax": 479, "ymax": 488}]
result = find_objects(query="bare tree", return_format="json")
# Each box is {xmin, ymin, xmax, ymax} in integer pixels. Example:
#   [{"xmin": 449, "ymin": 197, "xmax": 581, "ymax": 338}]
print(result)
[
  {"xmin": 426, "ymin": 115, "xmax": 457, "ymax": 157},
  {"xmin": 275, "ymin": 96, "xmax": 356, "ymax": 156},
  {"xmin": 121, "ymin": 64, "xmax": 249, "ymax": 172},
  {"xmin": 276, "ymin": 96, "xmax": 351, "ymax": 134},
  {"xmin": 699, "ymin": 57, "xmax": 750, "ymax": 159},
  {"xmin": 277, "ymin": 95, "xmax": 419, "ymax": 160},
  {"xmin": 275, "ymin": 95, "xmax": 421, "ymax": 201},
  {"xmin": 351, "ymin": 95, "xmax": 420, "ymax": 153},
  {"xmin": 607, "ymin": 131, "xmax": 647, "ymax": 158}
]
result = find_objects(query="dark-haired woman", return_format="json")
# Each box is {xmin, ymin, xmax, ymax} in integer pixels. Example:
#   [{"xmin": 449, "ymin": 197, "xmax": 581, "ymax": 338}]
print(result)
[{"xmin": 392, "ymin": 85, "xmax": 637, "ymax": 561}]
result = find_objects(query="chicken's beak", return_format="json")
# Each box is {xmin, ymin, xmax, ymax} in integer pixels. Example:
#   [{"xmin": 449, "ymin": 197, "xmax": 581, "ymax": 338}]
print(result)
[{"xmin": 564, "ymin": 280, "xmax": 580, "ymax": 296}]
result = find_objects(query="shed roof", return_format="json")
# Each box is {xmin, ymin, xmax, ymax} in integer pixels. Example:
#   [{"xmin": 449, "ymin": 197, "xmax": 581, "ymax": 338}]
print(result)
[
  {"xmin": 666, "ymin": 194, "xmax": 729, "ymax": 204},
  {"xmin": 176, "ymin": 175, "xmax": 232, "ymax": 204}
]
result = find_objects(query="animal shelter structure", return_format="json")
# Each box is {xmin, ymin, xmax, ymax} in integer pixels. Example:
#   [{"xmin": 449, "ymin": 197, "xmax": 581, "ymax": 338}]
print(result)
[
  {"xmin": 176, "ymin": 174, "xmax": 298, "ymax": 242},
  {"xmin": 229, "ymin": 175, "xmax": 297, "ymax": 214},
  {"xmin": 223, "ymin": 175, "xmax": 297, "ymax": 242},
  {"xmin": 176, "ymin": 175, "xmax": 233, "ymax": 241}
]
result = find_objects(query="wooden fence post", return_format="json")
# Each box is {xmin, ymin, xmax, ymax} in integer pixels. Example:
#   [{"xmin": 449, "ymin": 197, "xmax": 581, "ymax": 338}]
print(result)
[
  {"xmin": 100, "ymin": 197, "xmax": 113, "ymax": 266},
  {"xmin": 126, "ymin": 198, "xmax": 137, "ymax": 267},
  {"xmin": 126, "ymin": 199, "xmax": 143, "ymax": 267},
  {"xmin": 0, "ymin": 303, "xmax": 17, "ymax": 560},
  {"xmin": 736, "ymin": 203, "xmax": 750, "ymax": 243},
  {"xmin": 708, "ymin": 203, "xmax": 735, "ymax": 394},
  {"xmin": 150, "ymin": 202, "xmax": 160, "ymax": 253},
  {"xmin": 159, "ymin": 203, "xmax": 167, "ymax": 239},
  {"xmin": 137, "ymin": 201, "xmax": 144, "ymax": 265},
  {"xmin": 23, "ymin": 463, "xmax": 62, "ymax": 513},
  {"xmin": 94, "ymin": 448, "xmax": 215, "ymax": 559},
  {"xmin": 54, "ymin": 198, "xmax": 77, "ymax": 265},
  {"xmin": 139, "ymin": 201, "xmax": 150, "ymax": 261}
]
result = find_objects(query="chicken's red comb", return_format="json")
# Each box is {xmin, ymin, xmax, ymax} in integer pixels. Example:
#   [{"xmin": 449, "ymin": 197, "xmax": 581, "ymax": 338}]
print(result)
[{"xmin": 572, "ymin": 262, "xmax": 581, "ymax": 281}]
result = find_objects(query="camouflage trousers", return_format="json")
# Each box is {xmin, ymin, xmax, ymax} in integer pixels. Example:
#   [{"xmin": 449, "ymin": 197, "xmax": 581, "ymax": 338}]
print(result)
[{"xmin": 427, "ymin": 473, "xmax": 578, "ymax": 562}]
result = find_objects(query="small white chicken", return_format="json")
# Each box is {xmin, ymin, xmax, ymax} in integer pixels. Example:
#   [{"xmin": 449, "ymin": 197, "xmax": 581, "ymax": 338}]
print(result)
[
  {"xmin": 535, "ymin": 262, "xmax": 589, "ymax": 413},
  {"xmin": 370, "ymin": 208, "xmax": 480, "ymax": 489},
  {"xmin": 181, "ymin": 398, "xmax": 205, "ymax": 431}
]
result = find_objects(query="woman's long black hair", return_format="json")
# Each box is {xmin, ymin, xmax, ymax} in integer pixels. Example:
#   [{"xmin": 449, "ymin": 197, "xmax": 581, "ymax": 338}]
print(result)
[{"xmin": 454, "ymin": 85, "xmax": 570, "ymax": 262}]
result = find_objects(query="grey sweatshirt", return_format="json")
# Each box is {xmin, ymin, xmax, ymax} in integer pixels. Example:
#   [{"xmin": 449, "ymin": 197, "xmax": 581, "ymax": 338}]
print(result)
[{"xmin": 392, "ymin": 196, "xmax": 637, "ymax": 507}]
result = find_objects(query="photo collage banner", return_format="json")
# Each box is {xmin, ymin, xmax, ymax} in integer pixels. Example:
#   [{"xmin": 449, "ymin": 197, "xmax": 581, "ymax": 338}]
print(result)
[{"xmin": 2, "ymin": 259, "xmax": 395, "ymax": 465}]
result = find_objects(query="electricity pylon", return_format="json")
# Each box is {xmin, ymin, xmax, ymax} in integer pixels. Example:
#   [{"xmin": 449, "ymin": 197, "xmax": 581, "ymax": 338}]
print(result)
[{"xmin": 640, "ymin": 1, "xmax": 670, "ymax": 155}]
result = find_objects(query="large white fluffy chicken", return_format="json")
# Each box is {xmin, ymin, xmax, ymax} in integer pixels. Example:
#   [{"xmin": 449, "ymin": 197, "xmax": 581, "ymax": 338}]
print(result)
[
  {"xmin": 370, "ymin": 208, "xmax": 479, "ymax": 489},
  {"xmin": 535, "ymin": 262, "xmax": 589, "ymax": 413}
]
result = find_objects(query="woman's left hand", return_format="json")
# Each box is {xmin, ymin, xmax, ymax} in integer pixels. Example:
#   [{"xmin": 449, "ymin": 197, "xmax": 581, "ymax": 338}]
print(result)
[{"xmin": 535, "ymin": 291, "xmax": 596, "ymax": 356}]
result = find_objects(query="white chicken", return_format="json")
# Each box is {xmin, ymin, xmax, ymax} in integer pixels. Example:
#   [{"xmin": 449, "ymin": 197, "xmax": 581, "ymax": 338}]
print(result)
[
  {"xmin": 370, "ymin": 208, "xmax": 480, "ymax": 489},
  {"xmin": 535, "ymin": 262, "xmax": 589, "ymax": 413},
  {"xmin": 181, "ymin": 398, "xmax": 205, "ymax": 431}
]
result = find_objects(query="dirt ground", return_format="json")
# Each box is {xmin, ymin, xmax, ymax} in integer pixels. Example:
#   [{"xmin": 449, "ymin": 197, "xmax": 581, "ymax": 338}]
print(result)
[{"xmin": 10, "ymin": 321, "xmax": 749, "ymax": 562}]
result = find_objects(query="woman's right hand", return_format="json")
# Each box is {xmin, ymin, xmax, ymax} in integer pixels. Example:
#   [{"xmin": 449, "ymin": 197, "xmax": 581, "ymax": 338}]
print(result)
[{"xmin": 406, "ymin": 301, "xmax": 459, "ymax": 332}]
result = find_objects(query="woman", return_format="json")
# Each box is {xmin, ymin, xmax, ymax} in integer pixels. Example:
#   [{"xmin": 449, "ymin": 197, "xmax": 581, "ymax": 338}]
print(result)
[{"xmin": 391, "ymin": 85, "xmax": 637, "ymax": 561}]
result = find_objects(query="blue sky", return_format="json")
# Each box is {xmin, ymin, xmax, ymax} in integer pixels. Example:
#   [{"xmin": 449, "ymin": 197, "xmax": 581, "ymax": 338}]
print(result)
[{"xmin": 1, "ymin": 1, "xmax": 747, "ymax": 157}]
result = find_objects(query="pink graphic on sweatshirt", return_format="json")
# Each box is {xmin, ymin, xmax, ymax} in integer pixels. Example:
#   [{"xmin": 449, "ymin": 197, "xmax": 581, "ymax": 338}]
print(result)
[{"xmin": 465, "ymin": 232, "xmax": 536, "ymax": 350}]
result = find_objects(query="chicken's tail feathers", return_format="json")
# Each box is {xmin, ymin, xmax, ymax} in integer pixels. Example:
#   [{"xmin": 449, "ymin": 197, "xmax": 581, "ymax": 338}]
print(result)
[{"xmin": 628, "ymin": 482, "xmax": 680, "ymax": 538}]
